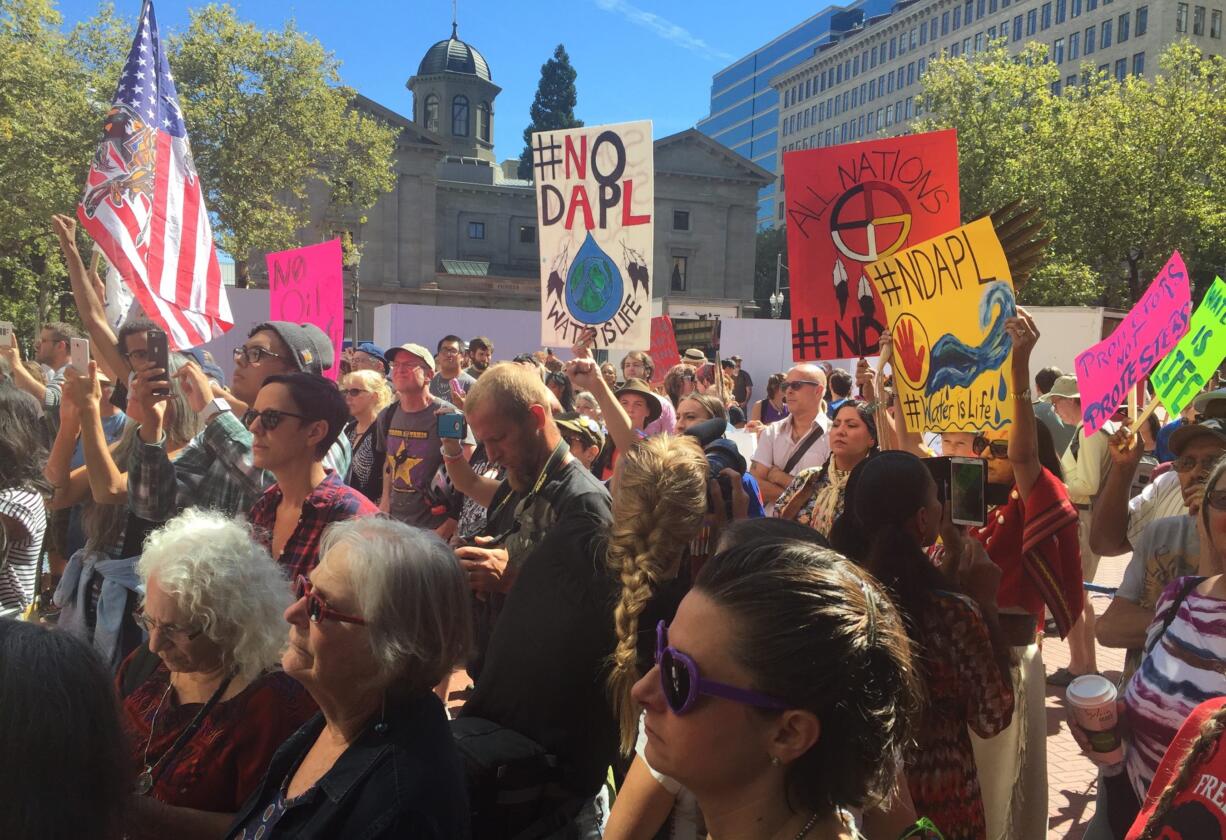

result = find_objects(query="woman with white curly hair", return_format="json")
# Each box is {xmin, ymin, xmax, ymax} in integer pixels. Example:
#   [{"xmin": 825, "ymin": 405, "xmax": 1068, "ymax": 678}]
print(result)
[{"xmin": 118, "ymin": 509, "xmax": 317, "ymax": 840}]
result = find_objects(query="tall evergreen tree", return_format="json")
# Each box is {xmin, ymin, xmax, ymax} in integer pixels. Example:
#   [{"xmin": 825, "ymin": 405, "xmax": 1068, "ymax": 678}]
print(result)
[{"xmin": 517, "ymin": 44, "xmax": 582, "ymax": 180}]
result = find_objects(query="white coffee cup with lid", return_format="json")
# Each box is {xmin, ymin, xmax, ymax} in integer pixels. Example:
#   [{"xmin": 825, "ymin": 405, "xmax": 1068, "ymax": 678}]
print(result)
[{"xmin": 1067, "ymin": 674, "xmax": 1124, "ymax": 765}]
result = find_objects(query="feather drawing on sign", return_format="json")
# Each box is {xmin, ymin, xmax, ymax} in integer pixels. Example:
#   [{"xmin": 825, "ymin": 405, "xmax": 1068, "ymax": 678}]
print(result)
[
  {"xmin": 622, "ymin": 242, "xmax": 650, "ymax": 298},
  {"xmin": 547, "ymin": 243, "xmax": 569, "ymax": 302},
  {"xmin": 833, "ymin": 258, "xmax": 849, "ymax": 318},
  {"xmin": 857, "ymin": 273, "xmax": 875, "ymax": 322}
]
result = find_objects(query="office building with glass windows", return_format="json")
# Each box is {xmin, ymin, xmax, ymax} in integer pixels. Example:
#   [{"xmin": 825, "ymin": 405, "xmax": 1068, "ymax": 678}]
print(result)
[
  {"xmin": 696, "ymin": 0, "xmax": 896, "ymax": 227},
  {"xmin": 769, "ymin": 0, "xmax": 1226, "ymax": 222}
]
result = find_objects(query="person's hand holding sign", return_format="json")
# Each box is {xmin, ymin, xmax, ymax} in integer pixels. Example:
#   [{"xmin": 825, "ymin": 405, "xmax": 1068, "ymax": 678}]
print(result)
[{"xmin": 567, "ymin": 328, "xmax": 602, "ymax": 391}]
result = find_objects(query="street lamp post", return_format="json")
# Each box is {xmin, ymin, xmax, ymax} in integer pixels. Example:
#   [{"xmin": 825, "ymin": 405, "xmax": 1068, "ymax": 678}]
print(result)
[{"xmin": 769, "ymin": 251, "xmax": 789, "ymax": 319}]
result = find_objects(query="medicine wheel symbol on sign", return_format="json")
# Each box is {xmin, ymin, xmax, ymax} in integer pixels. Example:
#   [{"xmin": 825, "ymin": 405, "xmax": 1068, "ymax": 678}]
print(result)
[{"xmin": 829, "ymin": 181, "xmax": 913, "ymax": 263}]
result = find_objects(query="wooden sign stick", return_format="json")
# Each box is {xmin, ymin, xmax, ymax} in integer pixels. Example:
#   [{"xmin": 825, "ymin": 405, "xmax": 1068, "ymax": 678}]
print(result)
[{"xmin": 1124, "ymin": 394, "xmax": 1162, "ymax": 450}]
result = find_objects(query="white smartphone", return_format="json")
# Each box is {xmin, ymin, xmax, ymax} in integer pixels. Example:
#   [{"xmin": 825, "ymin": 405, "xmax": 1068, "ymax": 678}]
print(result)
[
  {"xmin": 70, "ymin": 337, "xmax": 90, "ymax": 373},
  {"xmin": 949, "ymin": 456, "xmax": 987, "ymax": 527},
  {"xmin": 0, "ymin": 321, "xmax": 12, "ymax": 348}
]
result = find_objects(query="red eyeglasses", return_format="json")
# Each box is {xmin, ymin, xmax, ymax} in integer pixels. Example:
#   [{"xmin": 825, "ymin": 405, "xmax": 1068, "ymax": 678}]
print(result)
[{"xmin": 294, "ymin": 575, "xmax": 366, "ymax": 625}]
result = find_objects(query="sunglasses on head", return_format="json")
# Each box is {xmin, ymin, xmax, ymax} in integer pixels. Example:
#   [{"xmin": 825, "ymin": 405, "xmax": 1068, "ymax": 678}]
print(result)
[
  {"xmin": 782, "ymin": 379, "xmax": 821, "ymax": 392},
  {"xmin": 972, "ymin": 434, "xmax": 1009, "ymax": 459},
  {"xmin": 655, "ymin": 621, "xmax": 788, "ymax": 715},
  {"xmin": 243, "ymin": 408, "xmax": 308, "ymax": 431},
  {"xmin": 294, "ymin": 575, "xmax": 366, "ymax": 625}
]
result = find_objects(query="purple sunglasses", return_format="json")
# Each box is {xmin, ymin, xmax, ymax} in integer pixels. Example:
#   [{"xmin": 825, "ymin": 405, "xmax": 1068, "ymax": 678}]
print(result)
[{"xmin": 656, "ymin": 620, "xmax": 789, "ymax": 714}]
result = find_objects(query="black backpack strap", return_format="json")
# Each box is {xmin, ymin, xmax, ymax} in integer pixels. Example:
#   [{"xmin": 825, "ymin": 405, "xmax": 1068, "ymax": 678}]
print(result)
[
  {"xmin": 1146, "ymin": 576, "xmax": 1204, "ymax": 655},
  {"xmin": 783, "ymin": 423, "xmax": 825, "ymax": 474}
]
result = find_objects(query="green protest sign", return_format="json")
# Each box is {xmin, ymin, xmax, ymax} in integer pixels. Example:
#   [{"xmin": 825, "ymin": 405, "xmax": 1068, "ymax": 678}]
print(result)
[{"xmin": 1150, "ymin": 276, "xmax": 1226, "ymax": 416}]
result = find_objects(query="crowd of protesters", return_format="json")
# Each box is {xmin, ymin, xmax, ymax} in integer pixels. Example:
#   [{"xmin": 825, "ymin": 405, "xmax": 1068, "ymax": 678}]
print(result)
[{"xmin": 3, "ymin": 219, "xmax": 1226, "ymax": 840}]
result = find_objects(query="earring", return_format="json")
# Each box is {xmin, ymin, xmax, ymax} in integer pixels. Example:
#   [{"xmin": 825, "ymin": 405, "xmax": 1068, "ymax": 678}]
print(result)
[{"xmin": 770, "ymin": 755, "xmax": 781, "ymax": 767}]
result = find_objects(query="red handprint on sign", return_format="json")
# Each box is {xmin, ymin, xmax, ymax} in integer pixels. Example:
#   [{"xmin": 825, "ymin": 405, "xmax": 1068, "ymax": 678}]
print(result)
[{"xmin": 895, "ymin": 319, "xmax": 927, "ymax": 385}]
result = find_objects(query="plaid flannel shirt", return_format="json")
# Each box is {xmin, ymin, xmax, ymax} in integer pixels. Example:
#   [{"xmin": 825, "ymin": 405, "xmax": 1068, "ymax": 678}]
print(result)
[
  {"xmin": 127, "ymin": 410, "xmax": 353, "ymax": 523},
  {"xmin": 248, "ymin": 471, "xmax": 379, "ymax": 581}
]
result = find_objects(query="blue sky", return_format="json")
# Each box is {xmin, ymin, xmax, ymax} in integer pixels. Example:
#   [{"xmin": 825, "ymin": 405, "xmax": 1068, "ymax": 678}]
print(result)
[{"xmin": 54, "ymin": 0, "xmax": 808, "ymax": 159}]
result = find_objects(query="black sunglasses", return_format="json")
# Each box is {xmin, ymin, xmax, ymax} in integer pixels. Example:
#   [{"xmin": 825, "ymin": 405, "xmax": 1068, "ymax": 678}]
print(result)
[
  {"xmin": 243, "ymin": 408, "xmax": 308, "ymax": 431},
  {"xmin": 972, "ymin": 434, "xmax": 1009, "ymax": 459},
  {"xmin": 783, "ymin": 380, "xmax": 821, "ymax": 391}
]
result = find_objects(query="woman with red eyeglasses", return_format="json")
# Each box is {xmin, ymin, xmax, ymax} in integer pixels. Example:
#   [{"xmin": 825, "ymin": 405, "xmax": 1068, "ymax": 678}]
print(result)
[
  {"xmin": 227, "ymin": 517, "xmax": 472, "ymax": 840},
  {"xmin": 626, "ymin": 534, "xmax": 921, "ymax": 840},
  {"xmin": 936, "ymin": 308, "xmax": 1083, "ymax": 840}
]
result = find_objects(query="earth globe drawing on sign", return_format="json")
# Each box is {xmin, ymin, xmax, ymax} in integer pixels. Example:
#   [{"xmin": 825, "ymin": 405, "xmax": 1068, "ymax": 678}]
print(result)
[
  {"xmin": 565, "ymin": 232, "xmax": 624, "ymax": 325},
  {"xmin": 829, "ymin": 181, "xmax": 913, "ymax": 263}
]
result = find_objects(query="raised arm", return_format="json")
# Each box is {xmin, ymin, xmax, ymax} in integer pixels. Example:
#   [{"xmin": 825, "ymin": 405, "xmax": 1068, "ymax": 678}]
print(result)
[
  {"xmin": 874, "ymin": 331, "xmax": 927, "ymax": 456},
  {"xmin": 43, "ymin": 384, "xmax": 92, "ymax": 510},
  {"xmin": 568, "ymin": 330, "xmax": 638, "ymax": 455},
  {"xmin": 1090, "ymin": 428, "xmax": 1144, "ymax": 556},
  {"xmin": 66, "ymin": 364, "xmax": 128, "ymax": 505},
  {"xmin": 52, "ymin": 214, "xmax": 126, "ymax": 382},
  {"xmin": 1006, "ymin": 307, "xmax": 1042, "ymax": 500}
]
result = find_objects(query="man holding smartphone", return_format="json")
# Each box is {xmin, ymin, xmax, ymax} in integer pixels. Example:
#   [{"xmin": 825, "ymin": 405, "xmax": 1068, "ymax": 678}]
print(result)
[
  {"xmin": 375, "ymin": 343, "xmax": 472, "ymax": 529},
  {"xmin": 2, "ymin": 321, "xmax": 81, "ymax": 427},
  {"xmin": 128, "ymin": 321, "xmax": 351, "ymax": 524}
]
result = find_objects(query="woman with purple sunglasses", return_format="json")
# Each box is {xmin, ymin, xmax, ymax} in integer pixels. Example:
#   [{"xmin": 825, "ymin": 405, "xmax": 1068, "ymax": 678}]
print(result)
[{"xmin": 626, "ymin": 535, "xmax": 921, "ymax": 840}]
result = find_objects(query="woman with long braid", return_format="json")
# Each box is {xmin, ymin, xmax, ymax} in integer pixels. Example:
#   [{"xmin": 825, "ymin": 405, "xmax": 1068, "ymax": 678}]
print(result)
[
  {"xmin": 1128, "ymin": 697, "xmax": 1226, "ymax": 838},
  {"xmin": 605, "ymin": 434, "xmax": 709, "ymax": 755},
  {"xmin": 602, "ymin": 434, "xmax": 709, "ymax": 839}
]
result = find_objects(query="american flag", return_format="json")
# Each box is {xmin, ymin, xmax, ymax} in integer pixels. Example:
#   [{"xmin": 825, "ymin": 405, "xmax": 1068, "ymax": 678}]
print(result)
[{"xmin": 77, "ymin": 0, "xmax": 231, "ymax": 350}]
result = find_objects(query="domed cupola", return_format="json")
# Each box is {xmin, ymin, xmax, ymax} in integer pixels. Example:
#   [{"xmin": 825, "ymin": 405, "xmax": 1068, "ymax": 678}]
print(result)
[{"xmin": 408, "ymin": 23, "xmax": 501, "ymax": 162}]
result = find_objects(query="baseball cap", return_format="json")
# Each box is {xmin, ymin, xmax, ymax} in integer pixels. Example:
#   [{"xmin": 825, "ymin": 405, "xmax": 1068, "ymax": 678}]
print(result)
[
  {"xmin": 469, "ymin": 336, "xmax": 492, "ymax": 352},
  {"xmin": 1170, "ymin": 418, "xmax": 1226, "ymax": 456},
  {"xmin": 249, "ymin": 321, "xmax": 333, "ymax": 375},
  {"xmin": 555, "ymin": 412, "xmax": 605, "ymax": 449},
  {"xmin": 386, "ymin": 343, "xmax": 435, "ymax": 372},
  {"xmin": 182, "ymin": 348, "xmax": 227, "ymax": 386},
  {"xmin": 1038, "ymin": 375, "xmax": 1079, "ymax": 402},
  {"xmin": 720, "ymin": 358, "xmax": 736, "ymax": 369}
]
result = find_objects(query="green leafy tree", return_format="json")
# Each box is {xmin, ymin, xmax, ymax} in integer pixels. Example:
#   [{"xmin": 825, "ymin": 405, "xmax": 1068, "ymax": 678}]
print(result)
[
  {"xmin": 915, "ymin": 41, "xmax": 1226, "ymax": 306},
  {"xmin": 168, "ymin": 4, "xmax": 398, "ymax": 286},
  {"xmin": 753, "ymin": 226, "xmax": 788, "ymax": 318},
  {"xmin": 0, "ymin": 0, "xmax": 106, "ymax": 336},
  {"xmin": 517, "ymin": 44, "xmax": 583, "ymax": 180}
]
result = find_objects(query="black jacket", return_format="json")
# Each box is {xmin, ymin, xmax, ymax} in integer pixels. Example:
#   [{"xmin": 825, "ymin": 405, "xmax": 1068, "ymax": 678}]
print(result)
[{"xmin": 226, "ymin": 691, "xmax": 470, "ymax": 839}]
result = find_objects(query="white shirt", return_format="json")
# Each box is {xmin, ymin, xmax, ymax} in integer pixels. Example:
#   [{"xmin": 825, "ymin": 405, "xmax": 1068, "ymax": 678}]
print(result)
[
  {"xmin": 1127, "ymin": 470, "xmax": 1188, "ymax": 547},
  {"xmin": 752, "ymin": 412, "xmax": 831, "ymax": 478}
]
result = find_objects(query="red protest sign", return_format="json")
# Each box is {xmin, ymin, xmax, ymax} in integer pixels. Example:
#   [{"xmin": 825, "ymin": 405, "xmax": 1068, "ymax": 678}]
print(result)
[
  {"xmin": 649, "ymin": 316, "xmax": 680, "ymax": 384},
  {"xmin": 267, "ymin": 239, "xmax": 344, "ymax": 381},
  {"xmin": 783, "ymin": 129, "xmax": 960, "ymax": 361}
]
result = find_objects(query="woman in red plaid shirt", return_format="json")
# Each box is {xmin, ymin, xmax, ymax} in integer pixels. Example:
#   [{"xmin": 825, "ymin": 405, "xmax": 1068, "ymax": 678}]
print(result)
[{"xmin": 246, "ymin": 373, "xmax": 378, "ymax": 581}]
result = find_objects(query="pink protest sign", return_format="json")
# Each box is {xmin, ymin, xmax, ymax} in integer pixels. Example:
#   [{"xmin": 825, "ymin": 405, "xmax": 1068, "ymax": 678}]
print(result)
[
  {"xmin": 1074, "ymin": 251, "xmax": 1191, "ymax": 434},
  {"xmin": 267, "ymin": 239, "xmax": 344, "ymax": 381}
]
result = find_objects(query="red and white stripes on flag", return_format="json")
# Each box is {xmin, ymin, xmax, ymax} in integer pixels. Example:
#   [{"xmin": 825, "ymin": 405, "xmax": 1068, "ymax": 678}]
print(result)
[
  {"xmin": 80, "ymin": 134, "xmax": 231, "ymax": 350},
  {"xmin": 76, "ymin": 0, "xmax": 231, "ymax": 350}
]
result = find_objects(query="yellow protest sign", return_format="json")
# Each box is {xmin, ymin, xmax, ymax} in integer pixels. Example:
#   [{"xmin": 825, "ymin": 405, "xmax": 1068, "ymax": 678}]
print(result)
[
  {"xmin": 865, "ymin": 216, "xmax": 1016, "ymax": 433},
  {"xmin": 1150, "ymin": 276, "xmax": 1226, "ymax": 416}
]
